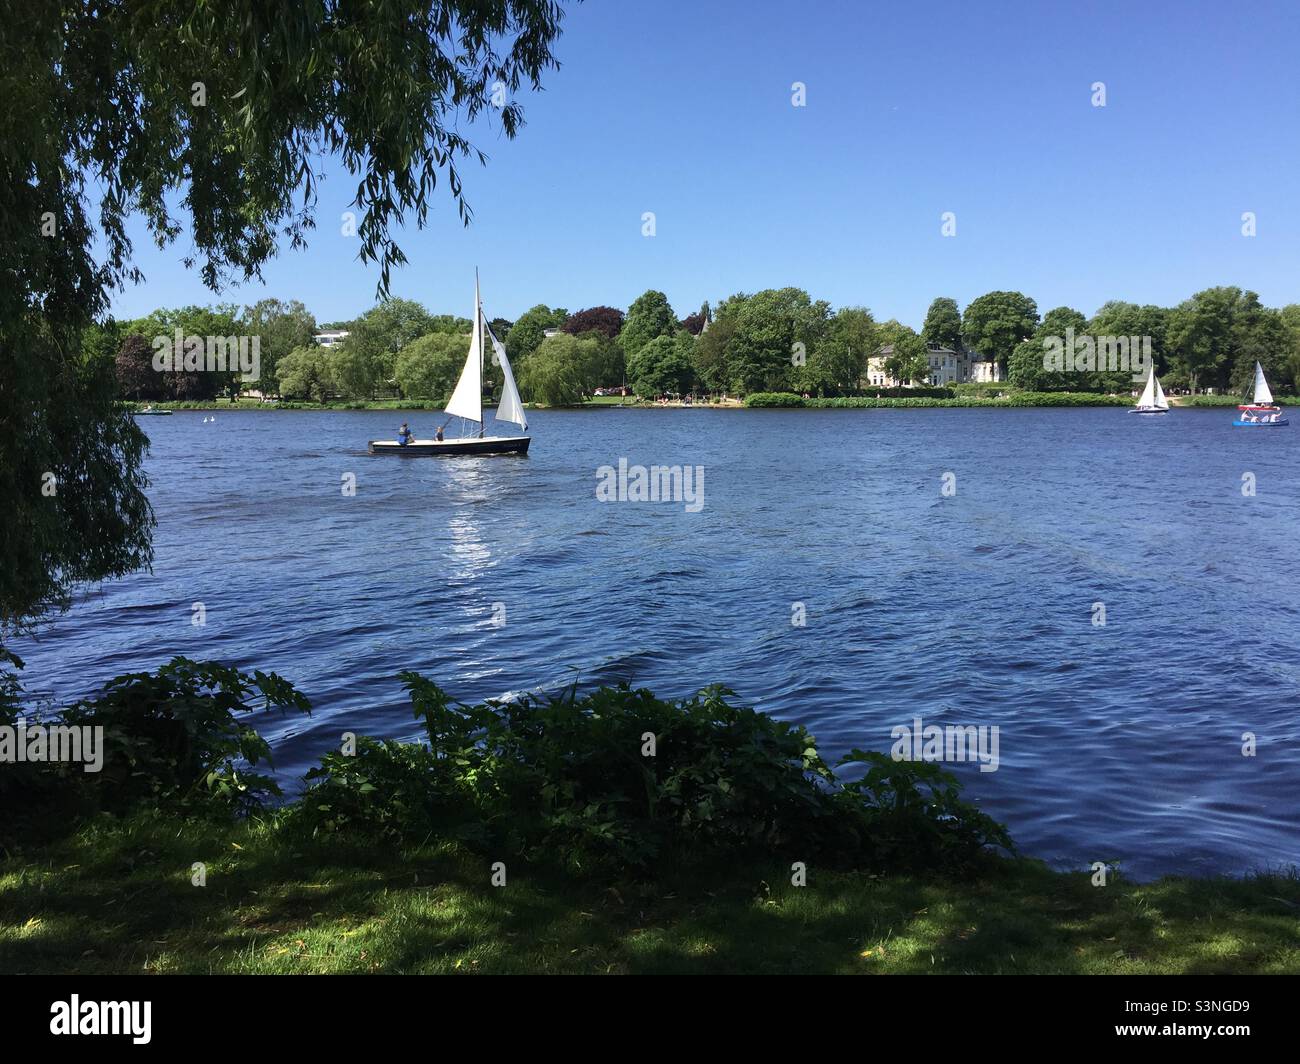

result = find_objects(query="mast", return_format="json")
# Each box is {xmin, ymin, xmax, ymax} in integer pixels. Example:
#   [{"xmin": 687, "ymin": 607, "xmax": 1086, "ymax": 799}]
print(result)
[{"xmin": 476, "ymin": 269, "xmax": 484, "ymax": 437}]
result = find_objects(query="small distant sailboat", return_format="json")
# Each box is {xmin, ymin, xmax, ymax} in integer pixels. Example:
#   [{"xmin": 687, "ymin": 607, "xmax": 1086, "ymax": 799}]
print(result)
[
  {"xmin": 1130, "ymin": 366, "xmax": 1169, "ymax": 415},
  {"xmin": 134, "ymin": 405, "xmax": 172, "ymax": 416},
  {"xmin": 1233, "ymin": 362, "xmax": 1288, "ymax": 427},
  {"xmin": 368, "ymin": 273, "xmax": 530, "ymax": 456}
]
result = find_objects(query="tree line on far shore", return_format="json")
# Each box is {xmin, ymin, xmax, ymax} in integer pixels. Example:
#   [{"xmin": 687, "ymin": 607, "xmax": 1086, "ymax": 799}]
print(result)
[{"xmin": 101, "ymin": 285, "xmax": 1300, "ymax": 407}]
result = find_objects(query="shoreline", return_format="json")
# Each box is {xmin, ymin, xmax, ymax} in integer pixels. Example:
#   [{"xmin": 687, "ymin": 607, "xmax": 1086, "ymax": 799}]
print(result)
[
  {"xmin": 122, "ymin": 387, "xmax": 1268, "ymax": 408},
  {"xmin": 123, "ymin": 393, "xmax": 1255, "ymax": 413}
]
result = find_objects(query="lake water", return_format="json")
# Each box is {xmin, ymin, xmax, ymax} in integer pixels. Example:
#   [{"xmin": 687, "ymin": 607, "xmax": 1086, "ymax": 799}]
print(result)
[{"xmin": 13, "ymin": 406, "xmax": 1300, "ymax": 879}]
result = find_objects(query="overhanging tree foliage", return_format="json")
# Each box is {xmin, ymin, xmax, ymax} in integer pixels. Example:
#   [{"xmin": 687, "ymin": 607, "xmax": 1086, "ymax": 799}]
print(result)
[{"xmin": 0, "ymin": 0, "xmax": 571, "ymax": 633}]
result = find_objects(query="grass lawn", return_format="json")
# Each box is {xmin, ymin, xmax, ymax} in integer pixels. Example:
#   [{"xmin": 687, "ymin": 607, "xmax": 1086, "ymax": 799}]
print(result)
[{"xmin": 2, "ymin": 812, "xmax": 1296, "ymax": 974}]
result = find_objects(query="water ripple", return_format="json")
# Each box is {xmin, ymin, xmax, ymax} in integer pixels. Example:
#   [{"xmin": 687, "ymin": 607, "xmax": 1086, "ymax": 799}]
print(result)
[{"xmin": 11, "ymin": 406, "xmax": 1300, "ymax": 879}]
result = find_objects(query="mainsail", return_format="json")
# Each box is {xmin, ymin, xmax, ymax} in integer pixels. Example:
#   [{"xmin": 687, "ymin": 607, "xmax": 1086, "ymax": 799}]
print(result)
[
  {"xmin": 1136, "ymin": 367, "xmax": 1157, "ymax": 409},
  {"xmin": 444, "ymin": 277, "xmax": 484, "ymax": 425},
  {"xmin": 1252, "ymin": 361, "xmax": 1274, "ymax": 406}
]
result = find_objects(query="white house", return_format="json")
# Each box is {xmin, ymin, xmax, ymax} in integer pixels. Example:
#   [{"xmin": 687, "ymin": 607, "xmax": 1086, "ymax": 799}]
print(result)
[
  {"xmin": 967, "ymin": 359, "xmax": 1003, "ymax": 383},
  {"xmin": 314, "ymin": 329, "xmax": 350, "ymax": 348},
  {"xmin": 868, "ymin": 342, "xmax": 999, "ymax": 387}
]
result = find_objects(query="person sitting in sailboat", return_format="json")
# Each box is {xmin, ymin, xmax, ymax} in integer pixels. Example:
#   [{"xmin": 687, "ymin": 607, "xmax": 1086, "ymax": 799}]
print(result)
[
  {"xmin": 398, "ymin": 422, "xmax": 413, "ymax": 446},
  {"xmin": 434, "ymin": 424, "xmax": 444, "ymax": 442}
]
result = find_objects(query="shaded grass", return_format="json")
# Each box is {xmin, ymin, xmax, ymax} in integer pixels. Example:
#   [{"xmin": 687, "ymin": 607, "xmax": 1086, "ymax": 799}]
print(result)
[{"xmin": 2, "ymin": 812, "xmax": 1297, "ymax": 974}]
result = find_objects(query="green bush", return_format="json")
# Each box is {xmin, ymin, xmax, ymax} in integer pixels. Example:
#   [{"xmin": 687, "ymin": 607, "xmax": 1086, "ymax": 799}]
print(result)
[
  {"xmin": 999, "ymin": 392, "xmax": 1130, "ymax": 407},
  {"xmin": 857, "ymin": 386, "xmax": 955, "ymax": 399},
  {"xmin": 0, "ymin": 646, "xmax": 22, "ymax": 723},
  {"xmin": 3, "ymin": 658, "xmax": 1013, "ymax": 876},
  {"xmin": 950, "ymin": 381, "xmax": 1012, "ymax": 396},
  {"xmin": 292, "ymin": 677, "xmax": 1013, "ymax": 875},
  {"xmin": 5, "ymin": 658, "xmax": 310, "ymax": 823},
  {"xmin": 744, "ymin": 392, "xmax": 806, "ymax": 407}
]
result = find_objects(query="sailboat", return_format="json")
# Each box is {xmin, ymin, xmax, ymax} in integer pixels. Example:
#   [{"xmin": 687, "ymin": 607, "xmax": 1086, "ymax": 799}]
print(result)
[
  {"xmin": 368, "ymin": 274, "xmax": 530, "ymax": 456},
  {"xmin": 1233, "ymin": 362, "xmax": 1288, "ymax": 427},
  {"xmin": 1129, "ymin": 365, "xmax": 1169, "ymax": 415}
]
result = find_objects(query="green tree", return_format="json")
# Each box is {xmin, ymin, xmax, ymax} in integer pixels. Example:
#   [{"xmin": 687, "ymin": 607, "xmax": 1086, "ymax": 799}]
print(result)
[
  {"xmin": 329, "ymin": 343, "xmax": 380, "ymax": 400},
  {"xmin": 1166, "ymin": 287, "xmax": 1244, "ymax": 393},
  {"xmin": 1008, "ymin": 340, "xmax": 1051, "ymax": 391},
  {"xmin": 395, "ymin": 332, "xmax": 471, "ymax": 400},
  {"xmin": 621, "ymin": 290, "xmax": 679, "ymax": 360},
  {"xmin": 82, "ymin": 319, "xmax": 124, "ymax": 366},
  {"xmin": 726, "ymin": 288, "xmax": 830, "ymax": 394},
  {"xmin": 0, "ymin": 0, "xmax": 568, "ymax": 635},
  {"xmin": 518, "ymin": 333, "xmax": 597, "ymax": 405},
  {"xmin": 962, "ymin": 291, "xmax": 1039, "ymax": 369},
  {"xmin": 1014, "ymin": 306, "xmax": 1087, "ymax": 391},
  {"xmin": 882, "ymin": 327, "xmax": 930, "ymax": 386},
  {"xmin": 243, "ymin": 299, "xmax": 317, "ymax": 394},
  {"xmin": 578, "ymin": 333, "xmax": 625, "ymax": 390},
  {"xmin": 277, "ymin": 346, "xmax": 337, "ymax": 404},
  {"xmin": 821, "ymin": 306, "xmax": 877, "ymax": 393},
  {"xmin": 692, "ymin": 304, "xmax": 738, "ymax": 393},
  {"xmin": 506, "ymin": 304, "xmax": 568, "ymax": 362},
  {"xmin": 921, "ymin": 297, "xmax": 962, "ymax": 350},
  {"xmin": 1038, "ymin": 306, "xmax": 1087, "ymax": 340},
  {"xmin": 342, "ymin": 298, "xmax": 437, "ymax": 392},
  {"xmin": 1279, "ymin": 304, "xmax": 1300, "ymax": 392},
  {"xmin": 1227, "ymin": 298, "xmax": 1288, "ymax": 397},
  {"xmin": 131, "ymin": 304, "xmax": 245, "ymax": 400},
  {"xmin": 1164, "ymin": 287, "xmax": 1281, "ymax": 394},
  {"xmin": 628, "ymin": 334, "xmax": 696, "ymax": 398},
  {"xmin": 1088, "ymin": 301, "xmax": 1168, "ymax": 392},
  {"xmin": 426, "ymin": 314, "xmax": 474, "ymax": 335}
]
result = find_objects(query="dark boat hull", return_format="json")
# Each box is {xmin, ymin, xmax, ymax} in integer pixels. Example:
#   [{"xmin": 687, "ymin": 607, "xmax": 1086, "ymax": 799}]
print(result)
[{"xmin": 368, "ymin": 435, "xmax": 530, "ymax": 456}]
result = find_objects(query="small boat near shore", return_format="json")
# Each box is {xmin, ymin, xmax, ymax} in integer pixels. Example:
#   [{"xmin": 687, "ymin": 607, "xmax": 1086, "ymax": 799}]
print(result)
[
  {"xmin": 133, "ymin": 405, "xmax": 172, "ymax": 416},
  {"xmin": 1129, "ymin": 366, "xmax": 1169, "ymax": 415},
  {"xmin": 369, "ymin": 273, "xmax": 530, "ymax": 457},
  {"xmin": 1233, "ymin": 362, "xmax": 1288, "ymax": 427}
]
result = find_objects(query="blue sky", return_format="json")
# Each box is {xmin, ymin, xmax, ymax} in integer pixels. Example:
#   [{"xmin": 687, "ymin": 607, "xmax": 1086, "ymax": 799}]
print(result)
[{"xmin": 106, "ymin": 0, "xmax": 1300, "ymax": 328}]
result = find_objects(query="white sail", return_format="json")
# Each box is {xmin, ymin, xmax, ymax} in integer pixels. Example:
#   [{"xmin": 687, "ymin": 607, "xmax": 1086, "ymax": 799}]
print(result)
[
  {"xmin": 1136, "ymin": 367, "xmax": 1157, "ymax": 409},
  {"xmin": 1253, "ymin": 361, "xmax": 1274, "ymax": 406},
  {"xmin": 487, "ymin": 323, "xmax": 528, "ymax": 430},
  {"xmin": 444, "ymin": 278, "xmax": 483, "ymax": 424},
  {"xmin": 1152, "ymin": 373, "xmax": 1168, "ymax": 409}
]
